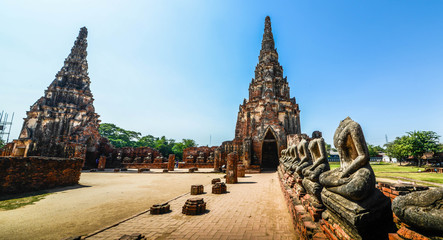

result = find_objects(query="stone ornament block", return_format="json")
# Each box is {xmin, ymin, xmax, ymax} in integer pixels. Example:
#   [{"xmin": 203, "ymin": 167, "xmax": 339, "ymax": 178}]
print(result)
[
  {"xmin": 191, "ymin": 185, "xmax": 204, "ymax": 195},
  {"xmin": 114, "ymin": 168, "xmax": 120, "ymax": 172},
  {"xmin": 212, "ymin": 182, "xmax": 227, "ymax": 194},
  {"xmin": 163, "ymin": 169, "xmax": 168, "ymax": 173},
  {"xmin": 138, "ymin": 168, "xmax": 149, "ymax": 173},
  {"xmin": 150, "ymin": 203, "xmax": 170, "ymax": 215},
  {"xmin": 182, "ymin": 197, "xmax": 206, "ymax": 215},
  {"xmin": 211, "ymin": 178, "xmax": 221, "ymax": 184}
]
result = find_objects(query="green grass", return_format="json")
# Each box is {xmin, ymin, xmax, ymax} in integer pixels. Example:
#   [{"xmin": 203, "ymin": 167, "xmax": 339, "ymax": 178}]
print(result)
[
  {"xmin": 376, "ymin": 172, "xmax": 443, "ymax": 184},
  {"xmin": 327, "ymin": 161, "xmax": 442, "ymax": 184},
  {"xmin": 0, "ymin": 193, "xmax": 51, "ymax": 211}
]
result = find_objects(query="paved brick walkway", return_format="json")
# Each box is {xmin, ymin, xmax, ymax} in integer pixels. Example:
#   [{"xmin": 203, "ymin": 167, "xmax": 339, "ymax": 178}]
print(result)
[{"xmin": 86, "ymin": 172, "xmax": 297, "ymax": 240}]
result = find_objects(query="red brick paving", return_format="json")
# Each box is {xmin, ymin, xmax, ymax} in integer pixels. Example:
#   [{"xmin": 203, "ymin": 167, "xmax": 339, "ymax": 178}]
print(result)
[{"xmin": 86, "ymin": 172, "xmax": 297, "ymax": 240}]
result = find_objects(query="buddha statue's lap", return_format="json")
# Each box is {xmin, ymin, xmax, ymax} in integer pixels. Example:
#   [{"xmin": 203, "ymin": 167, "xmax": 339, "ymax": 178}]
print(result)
[{"xmin": 320, "ymin": 164, "xmax": 375, "ymax": 201}]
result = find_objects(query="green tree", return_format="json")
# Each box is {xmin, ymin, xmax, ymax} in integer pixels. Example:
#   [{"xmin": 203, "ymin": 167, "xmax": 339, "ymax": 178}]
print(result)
[
  {"xmin": 154, "ymin": 136, "xmax": 176, "ymax": 157},
  {"xmin": 0, "ymin": 139, "xmax": 5, "ymax": 149},
  {"xmin": 325, "ymin": 143, "xmax": 333, "ymax": 157},
  {"xmin": 406, "ymin": 131, "xmax": 441, "ymax": 167},
  {"xmin": 99, "ymin": 123, "xmax": 141, "ymax": 148},
  {"xmin": 99, "ymin": 123, "xmax": 199, "ymax": 159},
  {"xmin": 367, "ymin": 144, "xmax": 384, "ymax": 157},
  {"xmin": 384, "ymin": 136, "xmax": 411, "ymax": 165},
  {"xmin": 136, "ymin": 135, "xmax": 156, "ymax": 148},
  {"xmin": 172, "ymin": 139, "xmax": 198, "ymax": 160}
]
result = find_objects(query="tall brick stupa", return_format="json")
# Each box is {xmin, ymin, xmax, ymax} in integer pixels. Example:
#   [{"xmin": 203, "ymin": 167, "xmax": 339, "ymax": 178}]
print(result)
[
  {"xmin": 229, "ymin": 16, "xmax": 301, "ymax": 169},
  {"xmin": 4, "ymin": 27, "xmax": 101, "ymax": 158}
]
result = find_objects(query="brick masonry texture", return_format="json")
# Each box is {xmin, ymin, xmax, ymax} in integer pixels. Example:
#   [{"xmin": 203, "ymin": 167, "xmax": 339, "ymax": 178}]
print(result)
[{"xmin": 0, "ymin": 156, "xmax": 83, "ymax": 194}]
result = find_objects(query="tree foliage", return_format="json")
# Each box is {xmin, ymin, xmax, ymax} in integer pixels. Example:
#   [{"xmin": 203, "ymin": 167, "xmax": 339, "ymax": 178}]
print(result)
[
  {"xmin": 384, "ymin": 131, "xmax": 441, "ymax": 166},
  {"xmin": 172, "ymin": 139, "xmax": 198, "ymax": 160},
  {"xmin": 367, "ymin": 144, "xmax": 384, "ymax": 157},
  {"xmin": 406, "ymin": 131, "xmax": 441, "ymax": 166},
  {"xmin": 0, "ymin": 139, "xmax": 4, "ymax": 149},
  {"xmin": 99, "ymin": 123, "xmax": 198, "ymax": 160},
  {"xmin": 99, "ymin": 123, "xmax": 141, "ymax": 148}
]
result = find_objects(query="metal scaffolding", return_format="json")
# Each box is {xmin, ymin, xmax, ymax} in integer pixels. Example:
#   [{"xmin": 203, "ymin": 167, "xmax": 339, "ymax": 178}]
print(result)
[{"xmin": 0, "ymin": 111, "xmax": 14, "ymax": 144}]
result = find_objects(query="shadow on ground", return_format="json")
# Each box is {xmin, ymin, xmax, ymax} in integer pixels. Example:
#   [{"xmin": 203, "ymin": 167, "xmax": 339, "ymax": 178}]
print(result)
[{"xmin": 0, "ymin": 184, "xmax": 91, "ymax": 201}]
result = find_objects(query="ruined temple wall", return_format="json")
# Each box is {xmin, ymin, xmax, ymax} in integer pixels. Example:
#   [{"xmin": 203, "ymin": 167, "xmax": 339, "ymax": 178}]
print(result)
[
  {"xmin": 182, "ymin": 146, "xmax": 217, "ymax": 163},
  {"xmin": 0, "ymin": 156, "xmax": 83, "ymax": 194}
]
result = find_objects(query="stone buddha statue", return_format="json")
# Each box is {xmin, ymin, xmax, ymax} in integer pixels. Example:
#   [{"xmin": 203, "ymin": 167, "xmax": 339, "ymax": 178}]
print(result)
[
  {"xmin": 279, "ymin": 149, "xmax": 287, "ymax": 165},
  {"xmin": 143, "ymin": 153, "xmax": 152, "ymax": 163},
  {"xmin": 281, "ymin": 147, "xmax": 292, "ymax": 171},
  {"xmin": 123, "ymin": 157, "xmax": 132, "ymax": 164},
  {"xmin": 288, "ymin": 144, "xmax": 301, "ymax": 174},
  {"xmin": 392, "ymin": 187, "xmax": 443, "ymax": 236},
  {"xmin": 319, "ymin": 117, "xmax": 375, "ymax": 201},
  {"xmin": 295, "ymin": 135, "xmax": 312, "ymax": 178},
  {"xmin": 302, "ymin": 131, "xmax": 330, "ymax": 204},
  {"xmin": 319, "ymin": 117, "xmax": 393, "ymax": 239}
]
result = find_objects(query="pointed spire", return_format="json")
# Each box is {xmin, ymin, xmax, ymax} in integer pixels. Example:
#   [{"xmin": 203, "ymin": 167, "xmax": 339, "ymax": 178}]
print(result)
[
  {"xmin": 261, "ymin": 16, "xmax": 275, "ymax": 51},
  {"xmin": 52, "ymin": 27, "xmax": 90, "ymax": 91}
]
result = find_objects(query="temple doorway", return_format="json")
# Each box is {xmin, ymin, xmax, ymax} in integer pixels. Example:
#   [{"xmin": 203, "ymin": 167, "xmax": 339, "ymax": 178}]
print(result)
[{"xmin": 261, "ymin": 130, "xmax": 279, "ymax": 169}]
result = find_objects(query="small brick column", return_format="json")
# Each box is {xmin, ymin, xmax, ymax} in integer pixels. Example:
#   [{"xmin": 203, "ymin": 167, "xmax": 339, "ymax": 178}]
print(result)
[
  {"xmin": 167, "ymin": 154, "xmax": 175, "ymax": 171},
  {"xmin": 214, "ymin": 149, "xmax": 221, "ymax": 171},
  {"xmin": 226, "ymin": 152, "xmax": 238, "ymax": 184},
  {"xmin": 98, "ymin": 156, "xmax": 106, "ymax": 170}
]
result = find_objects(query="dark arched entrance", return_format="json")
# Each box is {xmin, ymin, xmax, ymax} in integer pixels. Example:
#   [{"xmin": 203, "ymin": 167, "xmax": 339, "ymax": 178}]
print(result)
[{"xmin": 261, "ymin": 130, "xmax": 279, "ymax": 169}]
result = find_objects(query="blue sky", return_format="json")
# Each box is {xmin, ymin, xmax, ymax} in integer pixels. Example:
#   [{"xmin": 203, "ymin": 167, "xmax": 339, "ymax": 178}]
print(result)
[{"xmin": 1, "ymin": 0, "xmax": 442, "ymax": 147}]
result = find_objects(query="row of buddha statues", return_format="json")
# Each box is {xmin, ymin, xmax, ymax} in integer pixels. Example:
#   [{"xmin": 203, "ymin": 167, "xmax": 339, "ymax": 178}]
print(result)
[
  {"xmin": 280, "ymin": 117, "xmax": 392, "ymax": 239},
  {"xmin": 119, "ymin": 152, "xmax": 166, "ymax": 164},
  {"xmin": 185, "ymin": 152, "xmax": 215, "ymax": 164},
  {"xmin": 280, "ymin": 117, "xmax": 443, "ymax": 239}
]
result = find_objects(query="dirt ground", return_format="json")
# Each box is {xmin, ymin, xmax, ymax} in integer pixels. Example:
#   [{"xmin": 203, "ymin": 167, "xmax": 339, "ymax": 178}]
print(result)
[{"xmin": 0, "ymin": 171, "xmax": 221, "ymax": 240}]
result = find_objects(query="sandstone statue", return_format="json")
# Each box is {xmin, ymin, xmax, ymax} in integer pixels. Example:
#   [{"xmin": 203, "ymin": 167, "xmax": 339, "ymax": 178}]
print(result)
[
  {"xmin": 302, "ymin": 131, "xmax": 330, "ymax": 204},
  {"xmin": 392, "ymin": 187, "xmax": 443, "ymax": 236},
  {"xmin": 295, "ymin": 135, "xmax": 312, "ymax": 178},
  {"xmin": 288, "ymin": 144, "xmax": 301, "ymax": 174},
  {"xmin": 319, "ymin": 117, "xmax": 393, "ymax": 239},
  {"xmin": 319, "ymin": 117, "xmax": 375, "ymax": 200}
]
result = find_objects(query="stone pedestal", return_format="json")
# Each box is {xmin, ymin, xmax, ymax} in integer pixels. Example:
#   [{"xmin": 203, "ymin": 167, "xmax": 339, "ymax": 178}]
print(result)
[
  {"xmin": 237, "ymin": 164, "xmax": 246, "ymax": 177},
  {"xmin": 167, "ymin": 154, "xmax": 175, "ymax": 171},
  {"xmin": 212, "ymin": 182, "xmax": 227, "ymax": 194},
  {"xmin": 321, "ymin": 188, "xmax": 393, "ymax": 240},
  {"xmin": 191, "ymin": 185, "xmax": 204, "ymax": 195},
  {"xmin": 182, "ymin": 198, "xmax": 206, "ymax": 215},
  {"xmin": 150, "ymin": 203, "xmax": 170, "ymax": 215},
  {"xmin": 226, "ymin": 152, "xmax": 238, "ymax": 184}
]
